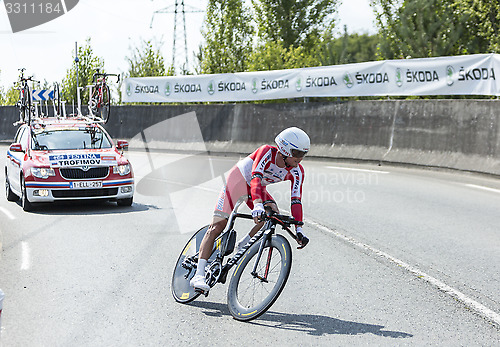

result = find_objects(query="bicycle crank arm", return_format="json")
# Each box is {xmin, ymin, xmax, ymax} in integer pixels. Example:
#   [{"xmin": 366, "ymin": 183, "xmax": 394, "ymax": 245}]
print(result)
[{"xmin": 218, "ymin": 264, "xmax": 230, "ymax": 284}]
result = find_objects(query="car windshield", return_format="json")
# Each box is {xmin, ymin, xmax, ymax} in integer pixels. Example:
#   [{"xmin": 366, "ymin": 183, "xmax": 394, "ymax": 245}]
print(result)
[{"xmin": 31, "ymin": 127, "xmax": 112, "ymax": 150}]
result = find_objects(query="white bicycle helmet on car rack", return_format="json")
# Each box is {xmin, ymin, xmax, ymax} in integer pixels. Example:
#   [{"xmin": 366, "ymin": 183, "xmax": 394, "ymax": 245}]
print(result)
[{"xmin": 274, "ymin": 127, "xmax": 310, "ymax": 157}]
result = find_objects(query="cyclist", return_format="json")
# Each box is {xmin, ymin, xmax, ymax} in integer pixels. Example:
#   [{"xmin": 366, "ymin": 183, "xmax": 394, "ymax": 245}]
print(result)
[{"xmin": 190, "ymin": 127, "xmax": 310, "ymax": 291}]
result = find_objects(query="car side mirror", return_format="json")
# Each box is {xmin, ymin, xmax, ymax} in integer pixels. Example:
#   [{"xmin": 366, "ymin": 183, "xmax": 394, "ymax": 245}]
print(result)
[
  {"xmin": 116, "ymin": 140, "xmax": 129, "ymax": 150},
  {"xmin": 9, "ymin": 143, "xmax": 23, "ymax": 152}
]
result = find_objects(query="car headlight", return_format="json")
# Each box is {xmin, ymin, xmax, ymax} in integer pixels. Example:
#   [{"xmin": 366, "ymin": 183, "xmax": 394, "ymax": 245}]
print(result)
[
  {"xmin": 113, "ymin": 164, "xmax": 131, "ymax": 176},
  {"xmin": 31, "ymin": 167, "xmax": 55, "ymax": 179}
]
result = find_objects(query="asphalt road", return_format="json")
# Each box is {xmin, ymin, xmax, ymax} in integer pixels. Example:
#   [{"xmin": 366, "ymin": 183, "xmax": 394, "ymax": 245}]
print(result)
[{"xmin": 0, "ymin": 145, "xmax": 499, "ymax": 346}]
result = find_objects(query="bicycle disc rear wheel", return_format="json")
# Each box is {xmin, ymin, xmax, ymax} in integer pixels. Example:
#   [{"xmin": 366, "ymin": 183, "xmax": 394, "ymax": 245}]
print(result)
[
  {"xmin": 227, "ymin": 234, "xmax": 292, "ymax": 321},
  {"xmin": 171, "ymin": 225, "xmax": 209, "ymax": 304},
  {"xmin": 172, "ymin": 225, "xmax": 236, "ymax": 303}
]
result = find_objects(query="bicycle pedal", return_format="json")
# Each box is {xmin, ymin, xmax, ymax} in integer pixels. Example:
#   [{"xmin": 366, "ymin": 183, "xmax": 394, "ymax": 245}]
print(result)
[{"xmin": 194, "ymin": 288, "xmax": 209, "ymax": 297}]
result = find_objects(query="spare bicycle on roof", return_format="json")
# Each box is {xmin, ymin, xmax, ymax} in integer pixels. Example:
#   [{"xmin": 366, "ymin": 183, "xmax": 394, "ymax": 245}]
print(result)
[
  {"xmin": 13, "ymin": 69, "xmax": 65, "ymax": 125},
  {"xmin": 87, "ymin": 69, "xmax": 120, "ymax": 124},
  {"xmin": 13, "ymin": 68, "xmax": 38, "ymax": 125}
]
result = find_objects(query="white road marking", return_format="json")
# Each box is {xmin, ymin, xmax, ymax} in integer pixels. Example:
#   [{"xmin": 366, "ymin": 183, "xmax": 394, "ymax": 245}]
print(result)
[
  {"xmin": 21, "ymin": 241, "xmax": 31, "ymax": 271},
  {"xmin": 0, "ymin": 207, "xmax": 15, "ymax": 220},
  {"xmin": 465, "ymin": 184, "xmax": 500, "ymax": 194},
  {"xmin": 306, "ymin": 218, "xmax": 500, "ymax": 327},
  {"xmin": 327, "ymin": 166, "xmax": 390, "ymax": 174}
]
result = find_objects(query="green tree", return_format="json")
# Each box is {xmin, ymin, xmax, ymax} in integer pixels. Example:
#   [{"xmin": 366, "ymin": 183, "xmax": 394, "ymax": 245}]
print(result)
[
  {"xmin": 453, "ymin": 0, "xmax": 500, "ymax": 52},
  {"xmin": 125, "ymin": 39, "xmax": 168, "ymax": 78},
  {"xmin": 61, "ymin": 38, "xmax": 104, "ymax": 105},
  {"xmin": 374, "ymin": 0, "xmax": 457, "ymax": 58},
  {"xmin": 3, "ymin": 86, "xmax": 18, "ymax": 105},
  {"xmin": 200, "ymin": 0, "xmax": 254, "ymax": 74},
  {"xmin": 123, "ymin": 39, "xmax": 172, "ymax": 103},
  {"xmin": 252, "ymin": 0, "xmax": 338, "ymax": 50},
  {"xmin": 247, "ymin": 40, "xmax": 321, "ymax": 71},
  {"xmin": 372, "ymin": 0, "xmax": 499, "ymax": 59},
  {"xmin": 319, "ymin": 26, "xmax": 379, "ymax": 65}
]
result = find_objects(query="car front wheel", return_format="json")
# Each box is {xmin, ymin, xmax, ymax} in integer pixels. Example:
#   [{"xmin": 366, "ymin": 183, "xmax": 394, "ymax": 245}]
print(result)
[
  {"xmin": 117, "ymin": 197, "xmax": 133, "ymax": 207},
  {"xmin": 21, "ymin": 176, "xmax": 34, "ymax": 212}
]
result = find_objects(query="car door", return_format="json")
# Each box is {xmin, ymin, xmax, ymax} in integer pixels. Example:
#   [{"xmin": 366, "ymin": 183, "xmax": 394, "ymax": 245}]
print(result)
[{"xmin": 7, "ymin": 126, "xmax": 27, "ymax": 194}]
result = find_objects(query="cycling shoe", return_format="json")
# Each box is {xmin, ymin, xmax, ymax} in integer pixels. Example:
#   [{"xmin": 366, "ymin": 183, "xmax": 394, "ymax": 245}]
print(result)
[
  {"xmin": 190, "ymin": 274, "xmax": 210, "ymax": 291},
  {"xmin": 296, "ymin": 231, "xmax": 309, "ymax": 249}
]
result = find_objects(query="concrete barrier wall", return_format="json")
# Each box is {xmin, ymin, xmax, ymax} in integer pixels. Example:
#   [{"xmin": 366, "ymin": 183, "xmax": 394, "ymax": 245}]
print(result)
[
  {"xmin": 1, "ymin": 100, "xmax": 499, "ymax": 175},
  {"xmin": 0, "ymin": 107, "xmax": 18, "ymax": 141}
]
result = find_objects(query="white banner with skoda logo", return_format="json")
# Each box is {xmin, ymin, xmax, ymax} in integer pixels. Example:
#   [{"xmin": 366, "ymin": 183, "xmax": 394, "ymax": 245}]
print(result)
[{"xmin": 123, "ymin": 53, "xmax": 500, "ymax": 103}]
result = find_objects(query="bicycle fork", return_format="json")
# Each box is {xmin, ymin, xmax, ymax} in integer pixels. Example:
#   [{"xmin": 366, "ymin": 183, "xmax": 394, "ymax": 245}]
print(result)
[{"xmin": 250, "ymin": 223, "xmax": 275, "ymax": 283}]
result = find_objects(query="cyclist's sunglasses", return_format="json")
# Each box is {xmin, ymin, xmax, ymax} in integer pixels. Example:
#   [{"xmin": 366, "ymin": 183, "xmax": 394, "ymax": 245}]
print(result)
[{"xmin": 291, "ymin": 149, "xmax": 308, "ymax": 158}]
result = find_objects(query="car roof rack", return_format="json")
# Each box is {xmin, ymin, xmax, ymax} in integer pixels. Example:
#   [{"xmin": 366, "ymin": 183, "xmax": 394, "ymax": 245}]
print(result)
[
  {"xmin": 13, "ymin": 81, "xmax": 107, "ymax": 127},
  {"xmin": 16, "ymin": 112, "xmax": 107, "ymax": 128}
]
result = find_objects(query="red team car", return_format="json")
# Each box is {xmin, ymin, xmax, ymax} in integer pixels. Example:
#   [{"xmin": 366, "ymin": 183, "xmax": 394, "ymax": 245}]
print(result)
[{"xmin": 5, "ymin": 116, "xmax": 134, "ymax": 211}]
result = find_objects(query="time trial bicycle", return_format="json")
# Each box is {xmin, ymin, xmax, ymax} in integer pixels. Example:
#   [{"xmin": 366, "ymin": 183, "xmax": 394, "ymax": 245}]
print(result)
[
  {"xmin": 88, "ymin": 70, "xmax": 119, "ymax": 123},
  {"xmin": 172, "ymin": 196, "xmax": 304, "ymax": 321}
]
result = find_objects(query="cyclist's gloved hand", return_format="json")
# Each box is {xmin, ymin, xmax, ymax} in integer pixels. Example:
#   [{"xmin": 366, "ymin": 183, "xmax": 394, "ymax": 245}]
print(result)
[
  {"xmin": 296, "ymin": 227, "xmax": 309, "ymax": 249},
  {"xmin": 252, "ymin": 202, "xmax": 265, "ymax": 221}
]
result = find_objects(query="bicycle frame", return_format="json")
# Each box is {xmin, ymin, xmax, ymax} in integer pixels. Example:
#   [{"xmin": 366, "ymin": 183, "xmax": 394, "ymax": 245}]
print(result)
[
  {"xmin": 93, "ymin": 83, "xmax": 104, "ymax": 108},
  {"xmin": 183, "ymin": 196, "xmax": 299, "ymax": 287}
]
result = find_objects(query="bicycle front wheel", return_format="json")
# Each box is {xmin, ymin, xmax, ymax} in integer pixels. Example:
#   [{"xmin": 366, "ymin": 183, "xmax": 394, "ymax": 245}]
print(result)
[{"xmin": 227, "ymin": 234, "xmax": 292, "ymax": 321}]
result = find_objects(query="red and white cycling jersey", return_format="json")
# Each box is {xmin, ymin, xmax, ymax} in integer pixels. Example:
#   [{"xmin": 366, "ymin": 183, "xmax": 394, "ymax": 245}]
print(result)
[
  {"xmin": 237, "ymin": 145, "xmax": 304, "ymax": 201},
  {"xmin": 214, "ymin": 145, "xmax": 305, "ymax": 221}
]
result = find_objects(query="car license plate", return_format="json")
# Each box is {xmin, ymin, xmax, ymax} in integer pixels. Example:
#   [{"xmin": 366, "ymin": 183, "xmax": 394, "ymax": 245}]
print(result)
[{"xmin": 70, "ymin": 181, "xmax": 103, "ymax": 189}]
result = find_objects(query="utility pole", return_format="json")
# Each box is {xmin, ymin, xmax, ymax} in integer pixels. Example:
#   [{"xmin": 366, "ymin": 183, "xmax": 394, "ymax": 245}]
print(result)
[
  {"xmin": 150, "ymin": 1, "xmax": 204, "ymax": 73},
  {"xmin": 75, "ymin": 41, "xmax": 81, "ymax": 115}
]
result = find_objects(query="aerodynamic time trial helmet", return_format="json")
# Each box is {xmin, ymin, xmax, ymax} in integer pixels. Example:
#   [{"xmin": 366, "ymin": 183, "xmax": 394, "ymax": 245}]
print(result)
[{"xmin": 275, "ymin": 127, "xmax": 310, "ymax": 158}]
